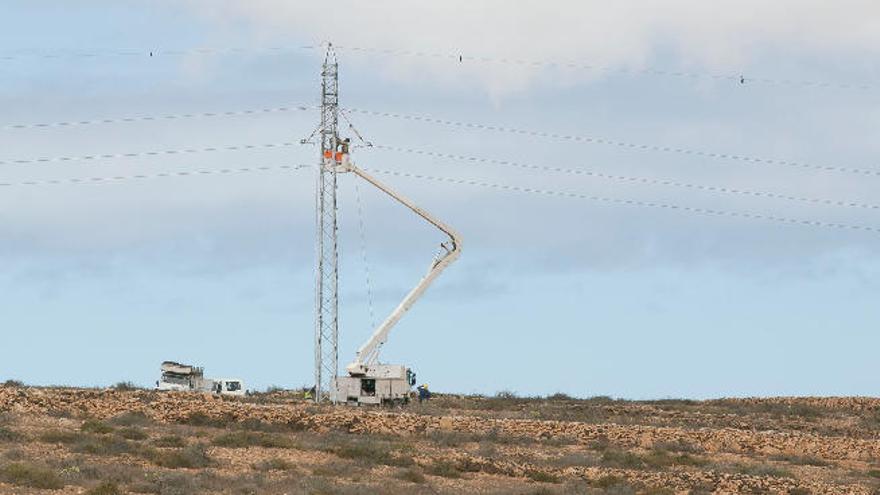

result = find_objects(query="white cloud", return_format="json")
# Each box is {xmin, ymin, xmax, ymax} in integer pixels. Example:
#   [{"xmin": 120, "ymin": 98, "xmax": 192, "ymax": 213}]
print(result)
[{"xmin": 192, "ymin": 0, "xmax": 880, "ymax": 95}]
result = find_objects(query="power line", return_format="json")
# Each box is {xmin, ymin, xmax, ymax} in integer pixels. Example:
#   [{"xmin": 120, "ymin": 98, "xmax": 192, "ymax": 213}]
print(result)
[
  {"xmin": 0, "ymin": 142, "xmax": 301, "ymax": 167},
  {"xmin": 0, "ymin": 164, "xmax": 311, "ymax": 188},
  {"xmin": 3, "ymin": 43, "xmax": 872, "ymax": 92},
  {"xmin": 1, "ymin": 105, "xmax": 313, "ymax": 131},
  {"xmin": 365, "ymin": 144, "xmax": 880, "ymax": 211},
  {"xmin": 347, "ymin": 108, "xmax": 880, "ymax": 177},
  {"xmin": 2, "ymin": 159, "xmax": 873, "ymax": 233},
  {"xmin": 332, "ymin": 44, "xmax": 875, "ymax": 92},
  {"xmin": 0, "ymin": 45, "xmax": 317, "ymax": 61},
  {"xmin": 361, "ymin": 167, "xmax": 879, "ymax": 235}
]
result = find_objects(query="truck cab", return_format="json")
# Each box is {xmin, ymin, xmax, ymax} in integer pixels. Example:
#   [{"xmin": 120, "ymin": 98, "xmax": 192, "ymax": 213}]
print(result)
[{"xmin": 215, "ymin": 379, "xmax": 245, "ymax": 397}]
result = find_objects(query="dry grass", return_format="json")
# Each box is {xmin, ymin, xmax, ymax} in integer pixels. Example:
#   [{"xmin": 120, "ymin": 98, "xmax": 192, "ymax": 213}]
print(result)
[
  {"xmin": 2, "ymin": 390, "xmax": 879, "ymax": 494},
  {"xmin": 0, "ymin": 462, "xmax": 64, "ymax": 490}
]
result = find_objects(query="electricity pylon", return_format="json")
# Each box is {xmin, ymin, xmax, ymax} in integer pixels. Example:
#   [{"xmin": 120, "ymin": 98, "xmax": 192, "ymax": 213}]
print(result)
[{"xmin": 314, "ymin": 44, "xmax": 340, "ymax": 403}]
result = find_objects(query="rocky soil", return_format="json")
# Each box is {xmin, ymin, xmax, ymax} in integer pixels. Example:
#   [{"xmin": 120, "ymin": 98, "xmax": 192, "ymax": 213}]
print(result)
[{"xmin": 1, "ymin": 386, "xmax": 879, "ymax": 494}]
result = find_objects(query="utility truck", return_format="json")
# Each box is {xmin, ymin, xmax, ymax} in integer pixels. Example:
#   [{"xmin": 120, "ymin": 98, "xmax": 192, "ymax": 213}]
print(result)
[
  {"xmin": 156, "ymin": 361, "xmax": 245, "ymax": 397},
  {"xmin": 328, "ymin": 147, "xmax": 461, "ymax": 406}
]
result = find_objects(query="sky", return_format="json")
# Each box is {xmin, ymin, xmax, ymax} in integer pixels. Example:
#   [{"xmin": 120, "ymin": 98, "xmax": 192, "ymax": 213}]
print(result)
[{"xmin": 2, "ymin": 1, "xmax": 880, "ymax": 399}]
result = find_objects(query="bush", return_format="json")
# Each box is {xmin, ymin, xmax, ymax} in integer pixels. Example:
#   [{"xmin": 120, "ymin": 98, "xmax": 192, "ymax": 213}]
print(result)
[
  {"xmin": 181, "ymin": 412, "xmax": 234, "ymax": 428},
  {"xmin": 546, "ymin": 392, "xmax": 573, "ymax": 400},
  {"xmin": 395, "ymin": 468, "xmax": 426, "ymax": 484},
  {"xmin": 118, "ymin": 428, "xmax": 148, "ymax": 441},
  {"xmin": 590, "ymin": 475, "xmax": 632, "ymax": 491},
  {"xmin": 425, "ymin": 460, "xmax": 461, "ymax": 478},
  {"xmin": 495, "ymin": 390, "xmax": 518, "ymax": 399},
  {"xmin": 108, "ymin": 412, "xmax": 152, "ymax": 427},
  {"xmin": 2, "ymin": 380, "xmax": 24, "ymax": 388},
  {"xmin": 771, "ymin": 454, "xmax": 829, "ymax": 467},
  {"xmin": 39, "ymin": 430, "xmax": 86, "ymax": 444},
  {"xmin": 0, "ymin": 462, "xmax": 64, "ymax": 489},
  {"xmin": 252, "ymin": 458, "xmax": 295, "ymax": 471},
  {"xmin": 211, "ymin": 431, "xmax": 294, "ymax": 449},
  {"xmin": 112, "ymin": 382, "xmax": 139, "ymax": 391},
  {"xmin": 329, "ymin": 442, "xmax": 413, "ymax": 467},
  {"xmin": 72, "ymin": 436, "xmax": 141, "ymax": 457},
  {"xmin": 151, "ymin": 444, "xmax": 212, "ymax": 469},
  {"xmin": 153, "ymin": 435, "xmax": 186, "ymax": 448},
  {"xmin": 85, "ymin": 481, "xmax": 122, "ymax": 495},
  {"xmin": 526, "ymin": 469, "xmax": 559, "ymax": 483},
  {"xmin": 867, "ymin": 469, "xmax": 880, "ymax": 479},
  {"xmin": 601, "ymin": 450, "xmax": 645, "ymax": 469},
  {"xmin": 81, "ymin": 420, "xmax": 114, "ymax": 434},
  {"xmin": 0, "ymin": 426, "xmax": 22, "ymax": 442},
  {"xmin": 732, "ymin": 463, "xmax": 793, "ymax": 478}
]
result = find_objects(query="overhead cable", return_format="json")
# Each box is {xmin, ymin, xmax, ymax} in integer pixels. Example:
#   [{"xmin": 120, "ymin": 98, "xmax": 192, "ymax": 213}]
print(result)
[
  {"xmin": 365, "ymin": 144, "xmax": 880, "ymax": 211},
  {"xmin": 0, "ymin": 142, "xmax": 301, "ymax": 166},
  {"xmin": 1, "ymin": 105, "xmax": 313, "ymax": 131},
  {"xmin": 0, "ymin": 45, "xmax": 317, "ymax": 61},
  {"xmin": 0, "ymin": 164, "xmax": 311, "ymax": 188},
  {"xmin": 3, "ymin": 43, "xmax": 872, "ymax": 91},
  {"xmin": 332, "ymin": 45, "xmax": 874, "ymax": 92},
  {"xmin": 361, "ymin": 167, "xmax": 879, "ymax": 235},
  {"xmin": 348, "ymin": 108, "xmax": 880, "ymax": 177},
  {"xmin": 2, "ymin": 160, "xmax": 873, "ymax": 233}
]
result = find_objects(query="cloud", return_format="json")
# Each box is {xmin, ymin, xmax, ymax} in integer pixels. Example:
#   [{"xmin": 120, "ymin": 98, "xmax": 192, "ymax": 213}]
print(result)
[{"xmin": 191, "ymin": 0, "xmax": 880, "ymax": 95}]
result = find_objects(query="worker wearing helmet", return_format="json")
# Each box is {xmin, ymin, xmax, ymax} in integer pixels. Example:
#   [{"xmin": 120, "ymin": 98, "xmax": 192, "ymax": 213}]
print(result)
[{"xmin": 416, "ymin": 383, "xmax": 431, "ymax": 403}]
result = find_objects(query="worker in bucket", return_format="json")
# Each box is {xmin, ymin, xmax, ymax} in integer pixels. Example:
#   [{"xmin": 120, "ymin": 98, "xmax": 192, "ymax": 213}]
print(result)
[{"xmin": 416, "ymin": 384, "xmax": 431, "ymax": 403}]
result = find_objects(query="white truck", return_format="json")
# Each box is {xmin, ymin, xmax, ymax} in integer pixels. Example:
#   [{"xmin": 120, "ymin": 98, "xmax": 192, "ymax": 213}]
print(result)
[
  {"xmin": 156, "ymin": 361, "xmax": 245, "ymax": 397},
  {"xmin": 328, "ymin": 148, "xmax": 461, "ymax": 406}
]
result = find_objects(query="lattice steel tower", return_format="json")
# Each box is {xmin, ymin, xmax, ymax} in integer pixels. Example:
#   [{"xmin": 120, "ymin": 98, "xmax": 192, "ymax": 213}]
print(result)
[{"xmin": 314, "ymin": 45, "xmax": 340, "ymax": 402}]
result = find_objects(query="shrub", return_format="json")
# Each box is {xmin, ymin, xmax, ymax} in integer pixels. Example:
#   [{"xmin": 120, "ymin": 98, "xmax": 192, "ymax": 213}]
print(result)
[
  {"xmin": 85, "ymin": 482, "xmax": 122, "ymax": 495},
  {"xmin": 112, "ymin": 382, "xmax": 139, "ymax": 391},
  {"xmin": 118, "ymin": 428, "xmax": 148, "ymax": 441},
  {"xmin": 153, "ymin": 435, "xmax": 186, "ymax": 448},
  {"xmin": 181, "ymin": 412, "xmax": 234, "ymax": 428},
  {"xmin": 771, "ymin": 454, "xmax": 829, "ymax": 467},
  {"xmin": 425, "ymin": 460, "xmax": 461, "ymax": 478},
  {"xmin": 642, "ymin": 488, "xmax": 675, "ymax": 495},
  {"xmin": 252, "ymin": 458, "xmax": 295, "ymax": 471},
  {"xmin": 601, "ymin": 450, "xmax": 645, "ymax": 469},
  {"xmin": 547, "ymin": 392, "xmax": 573, "ymax": 400},
  {"xmin": 81, "ymin": 420, "xmax": 114, "ymax": 434},
  {"xmin": 151, "ymin": 444, "xmax": 212, "ymax": 469},
  {"xmin": 590, "ymin": 475, "xmax": 632, "ymax": 491},
  {"xmin": 2, "ymin": 380, "xmax": 24, "ymax": 388},
  {"xmin": 211, "ymin": 431, "xmax": 294, "ymax": 449},
  {"xmin": 867, "ymin": 469, "xmax": 880, "ymax": 479},
  {"xmin": 0, "ymin": 462, "xmax": 64, "ymax": 489},
  {"xmin": 495, "ymin": 390, "xmax": 518, "ymax": 399},
  {"xmin": 72, "ymin": 436, "xmax": 140, "ymax": 457},
  {"xmin": 731, "ymin": 463, "xmax": 793, "ymax": 478},
  {"xmin": 541, "ymin": 452, "xmax": 598, "ymax": 470},
  {"xmin": 395, "ymin": 468, "xmax": 426, "ymax": 484},
  {"xmin": 526, "ymin": 469, "xmax": 559, "ymax": 483},
  {"xmin": 108, "ymin": 412, "xmax": 152, "ymax": 427},
  {"xmin": 39, "ymin": 430, "xmax": 85, "ymax": 444},
  {"xmin": 0, "ymin": 426, "xmax": 22, "ymax": 442}
]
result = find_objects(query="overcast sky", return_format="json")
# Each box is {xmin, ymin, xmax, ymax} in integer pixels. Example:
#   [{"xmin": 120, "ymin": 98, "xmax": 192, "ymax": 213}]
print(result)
[{"xmin": 2, "ymin": 1, "xmax": 879, "ymax": 398}]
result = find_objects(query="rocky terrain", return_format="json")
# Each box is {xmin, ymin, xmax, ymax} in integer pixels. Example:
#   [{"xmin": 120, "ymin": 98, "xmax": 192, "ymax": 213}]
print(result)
[{"xmin": 1, "ymin": 385, "xmax": 879, "ymax": 494}]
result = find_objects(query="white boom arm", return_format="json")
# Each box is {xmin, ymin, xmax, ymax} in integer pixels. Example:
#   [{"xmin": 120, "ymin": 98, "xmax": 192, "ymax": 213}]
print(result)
[{"xmin": 332, "ymin": 155, "xmax": 461, "ymax": 376}]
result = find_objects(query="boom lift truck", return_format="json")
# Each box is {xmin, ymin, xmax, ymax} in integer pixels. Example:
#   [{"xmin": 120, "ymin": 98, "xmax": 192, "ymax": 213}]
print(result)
[{"xmin": 328, "ymin": 143, "xmax": 462, "ymax": 406}]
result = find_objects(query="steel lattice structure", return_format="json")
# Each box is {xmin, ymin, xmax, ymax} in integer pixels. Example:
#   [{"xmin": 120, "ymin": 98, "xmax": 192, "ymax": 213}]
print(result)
[{"xmin": 314, "ymin": 45, "xmax": 340, "ymax": 403}]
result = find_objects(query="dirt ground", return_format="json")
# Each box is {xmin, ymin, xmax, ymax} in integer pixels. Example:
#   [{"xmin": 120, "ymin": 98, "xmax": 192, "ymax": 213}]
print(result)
[{"xmin": 1, "ymin": 386, "xmax": 879, "ymax": 494}]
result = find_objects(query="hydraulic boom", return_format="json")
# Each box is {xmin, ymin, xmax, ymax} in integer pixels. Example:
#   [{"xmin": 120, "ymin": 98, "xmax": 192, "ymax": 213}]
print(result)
[{"xmin": 329, "ymin": 149, "xmax": 462, "ymax": 405}]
